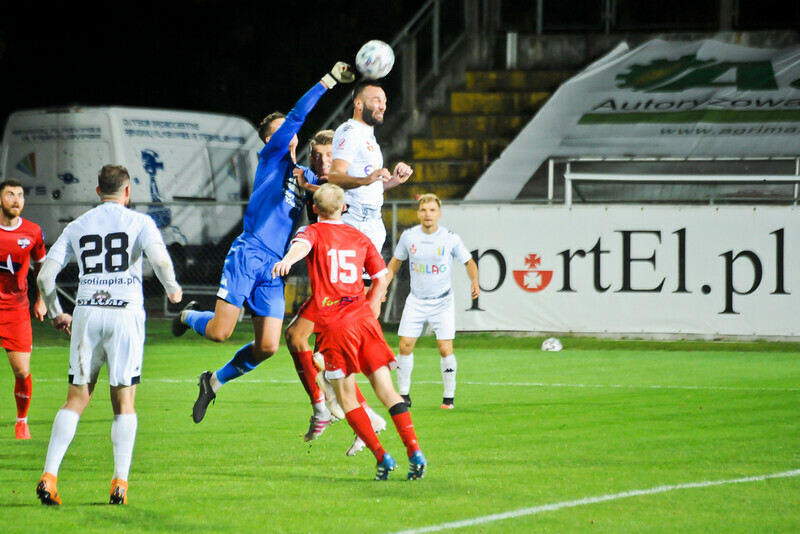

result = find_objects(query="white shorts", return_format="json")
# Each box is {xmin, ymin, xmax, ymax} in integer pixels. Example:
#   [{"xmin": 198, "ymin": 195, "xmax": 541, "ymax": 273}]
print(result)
[
  {"xmin": 68, "ymin": 306, "xmax": 146, "ymax": 387},
  {"xmin": 341, "ymin": 213, "xmax": 386, "ymax": 255},
  {"xmin": 398, "ymin": 292, "xmax": 456, "ymax": 340}
]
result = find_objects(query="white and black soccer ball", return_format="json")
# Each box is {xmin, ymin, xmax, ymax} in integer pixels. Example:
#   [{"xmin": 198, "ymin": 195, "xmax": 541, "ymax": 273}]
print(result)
[
  {"xmin": 355, "ymin": 40, "xmax": 395, "ymax": 79},
  {"xmin": 541, "ymin": 337, "xmax": 563, "ymax": 352}
]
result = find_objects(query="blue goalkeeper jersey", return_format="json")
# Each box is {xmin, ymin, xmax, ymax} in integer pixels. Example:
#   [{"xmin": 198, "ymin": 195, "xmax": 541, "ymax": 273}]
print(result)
[{"xmin": 243, "ymin": 82, "xmax": 326, "ymax": 255}]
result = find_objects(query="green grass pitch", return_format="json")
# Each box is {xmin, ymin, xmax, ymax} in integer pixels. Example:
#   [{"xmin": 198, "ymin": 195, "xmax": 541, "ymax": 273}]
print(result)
[{"xmin": 1, "ymin": 319, "xmax": 798, "ymax": 533}]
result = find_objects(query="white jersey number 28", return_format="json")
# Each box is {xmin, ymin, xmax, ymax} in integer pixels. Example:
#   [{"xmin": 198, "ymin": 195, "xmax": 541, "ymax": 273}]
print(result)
[{"xmin": 79, "ymin": 232, "xmax": 130, "ymax": 274}]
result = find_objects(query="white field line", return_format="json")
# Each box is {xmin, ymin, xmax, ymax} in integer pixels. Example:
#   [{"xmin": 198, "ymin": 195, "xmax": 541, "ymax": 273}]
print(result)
[
  {"xmin": 21, "ymin": 377, "xmax": 800, "ymax": 392},
  {"xmin": 389, "ymin": 469, "xmax": 800, "ymax": 534},
  {"xmin": 457, "ymin": 380, "xmax": 800, "ymax": 392}
]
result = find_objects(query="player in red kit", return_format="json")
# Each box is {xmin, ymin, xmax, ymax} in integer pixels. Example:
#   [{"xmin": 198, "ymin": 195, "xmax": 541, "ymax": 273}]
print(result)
[
  {"xmin": 0, "ymin": 179, "xmax": 47, "ymax": 439},
  {"xmin": 285, "ymin": 129, "xmax": 386, "ymax": 452},
  {"xmin": 272, "ymin": 183, "xmax": 426, "ymax": 481}
]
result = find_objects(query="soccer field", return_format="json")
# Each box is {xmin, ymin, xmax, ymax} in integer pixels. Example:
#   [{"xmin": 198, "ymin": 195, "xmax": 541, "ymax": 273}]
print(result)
[{"xmin": 1, "ymin": 319, "xmax": 799, "ymax": 533}]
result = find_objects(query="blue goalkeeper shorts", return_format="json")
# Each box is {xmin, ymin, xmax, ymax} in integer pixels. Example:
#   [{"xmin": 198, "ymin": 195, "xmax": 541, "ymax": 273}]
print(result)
[{"xmin": 216, "ymin": 233, "xmax": 286, "ymax": 319}]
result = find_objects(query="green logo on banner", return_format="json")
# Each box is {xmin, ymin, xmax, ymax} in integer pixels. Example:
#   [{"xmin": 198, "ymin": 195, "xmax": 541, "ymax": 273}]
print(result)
[{"xmin": 616, "ymin": 54, "xmax": 781, "ymax": 92}]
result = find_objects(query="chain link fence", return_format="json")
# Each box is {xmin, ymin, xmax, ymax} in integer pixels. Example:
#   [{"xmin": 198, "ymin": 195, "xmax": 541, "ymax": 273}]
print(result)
[{"xmin": 40, "ymin": 200, "xmax": 420, "ymax": 323}]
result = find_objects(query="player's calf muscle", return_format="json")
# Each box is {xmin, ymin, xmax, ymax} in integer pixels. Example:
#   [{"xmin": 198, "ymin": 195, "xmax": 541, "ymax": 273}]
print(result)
[{"xmin": 203, "ymin": 319, "xmax": 236, "ymax": 342}]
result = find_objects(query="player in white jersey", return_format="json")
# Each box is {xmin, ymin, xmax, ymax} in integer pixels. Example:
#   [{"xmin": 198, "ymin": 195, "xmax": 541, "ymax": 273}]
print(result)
[
  {"xmin": 328, "ymin": 79, "xmax": 412, "ymax": 255},
  {"xmin": 386, "ymin": 194, "xmax": 479, "ymax": 409},
  {"xmin": 322, "ymin": 80, "xmax": 411, "ymax": 453},
  {"xmin": 34, "ymin": 164, "xmax": 182, "ymax": 506}
]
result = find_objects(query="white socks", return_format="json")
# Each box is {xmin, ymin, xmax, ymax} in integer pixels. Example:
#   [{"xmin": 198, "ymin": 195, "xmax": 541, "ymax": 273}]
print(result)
[
  {"xmin": 43, "ymin": 409, "xmax": 80, "ymax": 476},
  {"xmin": 396, "ymin": 352, "xmax": 458, "ymax": 399},
  {"xmin": 210, "ymin": 372, "xmax": 223, "ymax": 394},
  {"xmin": 365, "ymin": 404, "xmax": 386, "ymax": 432},
  {"xmin": 441, "ymin": 354, "xmax": 457, "ymax": 399},
  {"xmin": 396, "ymin": 353, "xmax": 414, "ymax": 395},
  {"xmin": 111, "ymin": 413, "xmax": 138, "ymax": 481},
  {"xmin": 313, "ymin": 401, "xmax": 331, "ymax": 420},
  {"xmin": 43, "ymin": 409, "xmax": 138, "ymax": 482}
]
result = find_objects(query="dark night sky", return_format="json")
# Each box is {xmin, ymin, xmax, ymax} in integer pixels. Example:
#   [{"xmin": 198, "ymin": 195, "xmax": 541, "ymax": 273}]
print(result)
[{"xmin": 0, "ymin": 1, "xmax": 428, "ymax": 138}]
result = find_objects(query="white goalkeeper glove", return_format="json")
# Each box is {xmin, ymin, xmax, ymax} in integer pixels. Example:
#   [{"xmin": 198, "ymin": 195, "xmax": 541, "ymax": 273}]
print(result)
[{"xmin": 322, "ymin": 62, "xmax": 355, "ymax": 89}]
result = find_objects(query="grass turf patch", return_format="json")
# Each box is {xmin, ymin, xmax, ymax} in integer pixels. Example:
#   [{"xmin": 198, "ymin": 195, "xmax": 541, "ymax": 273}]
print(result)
[{"xmin": 0, "ymin": 319, "xmax": 797, "ymax": 532}]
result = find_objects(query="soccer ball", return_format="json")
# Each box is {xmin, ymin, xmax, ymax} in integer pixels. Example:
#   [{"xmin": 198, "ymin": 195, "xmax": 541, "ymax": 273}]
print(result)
[
  {"xmin": 541, "ymin": 337, "xmax": 563, "ymax": 352},
  {"xmin": 355, "ymin": 40, "xmax": 395, "ymax": 79}
]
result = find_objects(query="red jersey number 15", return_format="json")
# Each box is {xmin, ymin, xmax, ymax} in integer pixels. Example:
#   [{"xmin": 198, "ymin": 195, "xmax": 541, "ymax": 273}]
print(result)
[{"xmin": 327, "ymin": 249, "xmax": 358, "ymax": 284}]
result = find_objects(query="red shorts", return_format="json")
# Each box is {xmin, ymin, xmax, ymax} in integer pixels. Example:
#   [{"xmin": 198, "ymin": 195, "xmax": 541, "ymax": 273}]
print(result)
[
  {"xmin": 317, "ymin": 318, "xmax": 395, "ymax": 379},
  {"xmin": 297, "ymin": 296, "xmax": 317, "ymax": 322},
  {"xmin": 0, "ymin": 308, "xmax": 33, "ymax": 353}
]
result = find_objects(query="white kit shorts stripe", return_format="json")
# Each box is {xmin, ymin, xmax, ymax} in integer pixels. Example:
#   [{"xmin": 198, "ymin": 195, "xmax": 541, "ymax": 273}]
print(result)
[
  {"xmin": 68, "ymin": 306, "xmax": 146, "ymax": 387},
  {"xmin": 398, "ymin": 293, "xmax": 456, "ymax": 340}
]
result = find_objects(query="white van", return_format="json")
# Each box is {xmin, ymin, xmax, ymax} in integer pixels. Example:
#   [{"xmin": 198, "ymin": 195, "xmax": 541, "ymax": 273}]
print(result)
[{"xmin": 0, "ymin": 106, "xmax": 261, "ymax": 283}]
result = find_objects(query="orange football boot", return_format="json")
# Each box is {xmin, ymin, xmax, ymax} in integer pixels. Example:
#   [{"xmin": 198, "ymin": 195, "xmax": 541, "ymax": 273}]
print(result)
[
  {"xmin": 109, "ymin": 478, "xmax": 128, "ymax": 505},
  {"xmin": 37, "ymin": 473, "xmax": 61, "ymax": 505}
]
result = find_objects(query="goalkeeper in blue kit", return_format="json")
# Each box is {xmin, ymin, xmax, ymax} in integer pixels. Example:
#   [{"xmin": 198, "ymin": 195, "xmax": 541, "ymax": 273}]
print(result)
[{"xmin": 171, "ymin": 62, "xmax": 355, "ymax": 435}]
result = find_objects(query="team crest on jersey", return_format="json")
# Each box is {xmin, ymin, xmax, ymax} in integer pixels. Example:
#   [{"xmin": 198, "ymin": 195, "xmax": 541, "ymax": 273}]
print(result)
[
  {"xmin": 77, "ymin": 290, "xmax": 129, "ymax": 308},
  {"xmin": 17, "ymin": 238, "xmax": 31, "ymax": 249},
  {"xmin": 366, "ymin": 141, "xmax": 374, "ymax": 152},
  {"xmin": 409, "ymin": 244, "xmax": 417, "ymax": 254}
]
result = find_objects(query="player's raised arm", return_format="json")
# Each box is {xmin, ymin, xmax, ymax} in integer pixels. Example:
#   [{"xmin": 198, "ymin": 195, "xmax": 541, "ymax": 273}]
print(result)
[
  {"xmin": 262, "ymin": 62, "xmax": 354, "ymax": 158},
  {"xmin": 321, "ymin": 62, "xmax": 355, "ymax": 90}
]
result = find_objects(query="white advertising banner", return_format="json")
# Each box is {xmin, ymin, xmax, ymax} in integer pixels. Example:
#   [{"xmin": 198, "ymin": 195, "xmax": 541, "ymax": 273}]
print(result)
[
  {"xmin": 443, "ymin": 205, "xmax": 799, "ymax": 337},
  {"xmin": 467, "ymin": 39, "xmax": 800, "ymax": 200}
]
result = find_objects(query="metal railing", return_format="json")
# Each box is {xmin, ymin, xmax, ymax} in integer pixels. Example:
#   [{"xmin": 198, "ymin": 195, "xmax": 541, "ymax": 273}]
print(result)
[
  {"xmin": 29, "ymin": 198, "xmax": 417, "ymax": 316},
  {"xmin": 510, "ymin": 0, "xmax": 766, "ymax": 34},
  {"xmin": 34, "ymin": 179, "xmax": 799, "ymax": 321},
  {"xmin": 297, "ymin": 0, "xmax": 486, "ymax": 163},
  {"xmin": 547, "ymin": 156, "xmax": 800, "ymax": 206}
]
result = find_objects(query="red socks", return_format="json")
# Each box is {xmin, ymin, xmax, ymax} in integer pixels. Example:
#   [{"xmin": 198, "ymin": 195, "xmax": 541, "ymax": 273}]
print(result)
[
  {"xmin": 356, "ymin": 386, "xmax": 368, "ymax": 409},
  {"xmin": 14, "ymin": 374, "xmax": 32, "ymax": 419},
  {"xmin": 391, "ymin": 410, "xmax": 420, "ymax": 457},
  {"xmin": 346, "ymin": 403, "xmax": 419, "ymax": 460},
  {"xmin": 290, "ymin": 351, "xmax": 324, "ymax": 405},
  {"xmin": 346, "ymin": 406, "xmax": 385, "ymax": 461}
]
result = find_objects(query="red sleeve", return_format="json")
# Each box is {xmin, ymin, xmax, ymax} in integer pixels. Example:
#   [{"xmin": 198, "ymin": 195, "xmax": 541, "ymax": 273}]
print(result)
[
  {"xmin": 33, "ymin": 227, "xmax": 46, "ymax": 262},
  {"xmin": 363, "ymin": 235, "xmax": 387, "ymax": 277},
  {"xmin": 293, "ymin": 224, "xmax": 317, "ymax": 250}
]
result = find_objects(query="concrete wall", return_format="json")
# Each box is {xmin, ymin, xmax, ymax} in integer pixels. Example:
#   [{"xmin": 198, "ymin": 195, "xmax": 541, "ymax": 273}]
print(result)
[{"xmin": 512, "ymin": 30, "xmax": 800, "ymax": 69}]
